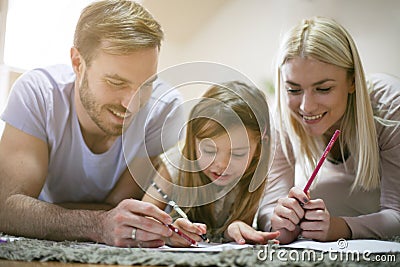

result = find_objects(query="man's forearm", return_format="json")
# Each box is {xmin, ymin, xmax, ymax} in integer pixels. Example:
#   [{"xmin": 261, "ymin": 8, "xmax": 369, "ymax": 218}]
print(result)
[
  {"xmin": 59, "ymin": 202, "xmax": 114, "ymax": 210},
  {"xmin": 0, "ymin": 194, "xmax": 105, "ymax": 242}
]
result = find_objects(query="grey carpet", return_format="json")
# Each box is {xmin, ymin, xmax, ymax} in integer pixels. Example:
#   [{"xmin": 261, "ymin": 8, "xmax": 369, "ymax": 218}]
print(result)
[{"xmin": 1, "ymin": 234, "xmax": 399, "ymax": 266}]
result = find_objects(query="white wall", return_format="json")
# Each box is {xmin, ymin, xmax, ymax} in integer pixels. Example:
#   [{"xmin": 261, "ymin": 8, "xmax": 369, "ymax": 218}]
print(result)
[{"xmin": 143, "ymin": 0, "xmax": 400, "ymax": 94}]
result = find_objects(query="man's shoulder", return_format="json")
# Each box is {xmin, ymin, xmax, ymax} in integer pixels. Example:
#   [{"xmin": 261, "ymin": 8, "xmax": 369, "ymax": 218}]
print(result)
[
  {"xmin": 151, "ymin": 79, "xmax": 183, "ymax": 104},
  {"xmin": 11, "ymin": 65, "xmax": 75, "ymax": 104},
  {"xmin": 16, "ymin": 64, "xmax": 74, "ymax": 91},
  {"xmin": 30, "ymin": 64, "xmax": 75, "ymax": 87}
]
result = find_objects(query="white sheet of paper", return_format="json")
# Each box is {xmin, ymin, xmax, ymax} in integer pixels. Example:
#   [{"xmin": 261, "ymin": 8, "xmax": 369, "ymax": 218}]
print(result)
[
  {"xmin": 280, "ymin": 239, "xmax": 400, "ymax": 253},
  {"xmin": 153, "ymin": 242, "xmax": 253, "ymax": 252}
]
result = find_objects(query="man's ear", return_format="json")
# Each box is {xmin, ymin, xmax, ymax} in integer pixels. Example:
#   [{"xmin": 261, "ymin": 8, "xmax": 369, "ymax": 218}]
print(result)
[{"xmin": 70, "ymin": 47, "xmax": 84, "ymax": 75}]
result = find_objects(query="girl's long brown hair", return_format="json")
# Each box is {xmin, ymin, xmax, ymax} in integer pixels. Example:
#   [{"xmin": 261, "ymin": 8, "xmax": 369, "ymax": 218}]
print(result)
[{"xmin": 176, "ymin": 81, "xmax": 271, "ymax": 236}]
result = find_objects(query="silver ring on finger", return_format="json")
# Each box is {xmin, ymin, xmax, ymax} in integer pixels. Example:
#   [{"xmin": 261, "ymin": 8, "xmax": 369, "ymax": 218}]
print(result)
[{"xmin": 131, "ymin": 228, "xmax": 137, "ymax": 241}]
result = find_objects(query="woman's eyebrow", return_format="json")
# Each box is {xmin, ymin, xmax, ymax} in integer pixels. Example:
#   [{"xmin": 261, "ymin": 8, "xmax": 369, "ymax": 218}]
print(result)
[{"xmin": 285, "ymin": 79, "xmax": 335, "ymax": 87}]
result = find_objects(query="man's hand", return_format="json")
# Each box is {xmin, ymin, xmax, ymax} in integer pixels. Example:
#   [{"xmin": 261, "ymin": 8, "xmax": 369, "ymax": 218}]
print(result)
[
  {"xmin": 100, "ymin": 199, "xmax": 173, "ymax": 247},
  {"xmin": 164, "ymin": 218, "xmax": 207, "ymax": 247}
]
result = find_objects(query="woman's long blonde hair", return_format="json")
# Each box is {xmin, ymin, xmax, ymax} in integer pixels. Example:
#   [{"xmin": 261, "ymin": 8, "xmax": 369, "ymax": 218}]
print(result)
[
  {"xmin": 177, "ymin": 81, "xmax": 271, "ymax": 236},
  {"xmin": 275, "ymin": 16, "xmax": 379, "ymax": 191}
]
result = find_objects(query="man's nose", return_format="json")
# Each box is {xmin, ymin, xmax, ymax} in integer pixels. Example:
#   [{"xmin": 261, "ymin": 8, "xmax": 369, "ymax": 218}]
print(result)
[{"xmin": 121, "ymin": 87, "xmax": 140, "ymax": 110}]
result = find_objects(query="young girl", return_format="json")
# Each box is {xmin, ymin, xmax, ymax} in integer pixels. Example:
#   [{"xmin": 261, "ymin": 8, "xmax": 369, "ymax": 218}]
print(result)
[
  {"xmin": 143, "ymin": 81, "xmax": 280, "ymax": 246},
  {"xmin": 258, "ymin": 16, "xmax": 400, "ymax": 244}
]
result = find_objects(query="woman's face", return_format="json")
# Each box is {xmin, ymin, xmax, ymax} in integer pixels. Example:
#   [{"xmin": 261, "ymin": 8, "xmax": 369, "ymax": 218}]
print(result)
[
  {"xmin": 195, "ymin": 126, "xmax": 258, "ymax": 187},
  {"xmin": 281, "ymin": 57, "xmax": 354, "ymax": 137}
]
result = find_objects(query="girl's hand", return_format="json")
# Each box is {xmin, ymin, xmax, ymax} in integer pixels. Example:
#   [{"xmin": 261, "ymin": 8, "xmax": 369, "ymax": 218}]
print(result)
[
  {"xmin": 164, "ymin": 218, "xmax": 207, "ymax": 247},
  {"xmin": 300, "ymin": 199, "xmax": 330, "ymax": 241},
  {"xmin": 225, "ymin": 221, "xmax": 280, "ymax": 245}
]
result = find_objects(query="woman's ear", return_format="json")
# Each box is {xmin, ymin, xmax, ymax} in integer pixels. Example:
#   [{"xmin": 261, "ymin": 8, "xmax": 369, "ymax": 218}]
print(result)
[
  {"xmin": 70, "ymin": 47, "xmax": 84, "ymax": 75},
  {"xmin": 348, "ymin": 76, "xmax": 355, "ymax": 94},
  {"xmin": 349, "ymin": 83, "xmax": 355, "ymax": 94}
]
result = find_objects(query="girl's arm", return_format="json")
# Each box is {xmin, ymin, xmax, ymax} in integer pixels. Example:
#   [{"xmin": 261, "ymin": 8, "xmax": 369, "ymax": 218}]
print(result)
[
  {"xmin": 142, "ymin": 163, "xmax": 172, "ymax": 210},
  {"xmin": 142, "ymin": 163, "xmax": 207, "ymax": 247}
]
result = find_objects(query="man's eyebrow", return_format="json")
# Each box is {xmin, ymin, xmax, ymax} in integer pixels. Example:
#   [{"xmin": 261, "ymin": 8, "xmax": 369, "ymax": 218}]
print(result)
[
  {"xmin": 285, "ymin": 79, "xmax": 335, "ymax": 87},
  {"xmin": 104, "ymin": 74, "xmax": 158, "ymax": 85},
  {"xmin": 104, "ymin": 74, "xmax": 131, "ymax": 83}
]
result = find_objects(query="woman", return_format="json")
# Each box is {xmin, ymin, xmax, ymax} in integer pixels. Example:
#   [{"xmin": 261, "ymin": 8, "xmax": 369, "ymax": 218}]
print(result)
[{"xmin": 258, "ymin": 16, "xmax": 400, "ymax": 244}]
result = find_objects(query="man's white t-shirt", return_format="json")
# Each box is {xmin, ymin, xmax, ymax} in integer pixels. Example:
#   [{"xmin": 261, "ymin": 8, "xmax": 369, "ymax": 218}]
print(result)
[{"xmin": 1, "ymin": 64, "xmax": 184, "ymax": 203}]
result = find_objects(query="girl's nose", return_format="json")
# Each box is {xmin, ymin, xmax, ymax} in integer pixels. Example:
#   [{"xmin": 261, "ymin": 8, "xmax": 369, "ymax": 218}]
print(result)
[{"xmin": 213, "ymin": 153, "xmax": 230, "ymax": 172}]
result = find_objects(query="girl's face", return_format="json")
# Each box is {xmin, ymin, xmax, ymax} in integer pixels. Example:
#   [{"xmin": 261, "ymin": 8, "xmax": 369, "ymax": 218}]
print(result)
[
  {"xmin": 195, "ymin": 126, "xmax": 258, "ymax": 186},
  {"xmin": 281, "ymin": 57, "xmax": 354, "ymax": 137}
]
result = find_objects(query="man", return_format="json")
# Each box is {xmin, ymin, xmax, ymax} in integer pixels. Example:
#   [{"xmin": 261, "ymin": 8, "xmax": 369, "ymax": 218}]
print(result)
[{"xmin": 0, "ymin": 0, "xmax": 184, "ymax": 247}]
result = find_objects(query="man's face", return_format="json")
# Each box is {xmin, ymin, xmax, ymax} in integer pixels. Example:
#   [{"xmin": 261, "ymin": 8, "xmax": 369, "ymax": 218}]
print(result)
[{"xmin": 77, "ymin": 47, "xmax": 159, "ymax": 136}]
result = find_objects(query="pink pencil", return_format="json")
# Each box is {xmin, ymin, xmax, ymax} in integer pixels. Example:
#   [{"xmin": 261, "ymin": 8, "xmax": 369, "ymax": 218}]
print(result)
[
  {"xmin": 303, "ymin": 130, "xmax": 341, "ymax": 193},
  {"xmin": 167, "ymin": 224, "xmax": 197, "ymax": 246}
]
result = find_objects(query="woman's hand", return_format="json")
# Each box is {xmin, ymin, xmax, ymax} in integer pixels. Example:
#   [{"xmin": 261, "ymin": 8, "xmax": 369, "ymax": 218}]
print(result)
[
  {"xmin": 224, "ymin": 220, "xmax": 280, "ymax": 245},
  {"xmin": 271, "ymin": 187, "xmax": 308, "ymax": 243},
  {"xmin": 300, "ymin": 198, "xmax": 330, "ymax": 241},
  {"xmin": 272, "ymin": 187, "xmax": 351, "ymax": 242},
  {"xmin": 164, "ymin": 218, "xmax": 207, "ymax": 247}
]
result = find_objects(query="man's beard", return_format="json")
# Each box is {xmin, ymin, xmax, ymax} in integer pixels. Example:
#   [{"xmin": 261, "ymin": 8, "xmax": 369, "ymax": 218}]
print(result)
[{"xmin": 79, "ymin": 73, "xmax": 123, "ymax": 136}]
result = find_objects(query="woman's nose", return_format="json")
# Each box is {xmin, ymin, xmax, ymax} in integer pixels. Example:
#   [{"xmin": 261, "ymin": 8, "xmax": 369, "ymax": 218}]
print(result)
[{"xmin": 300, "ymin": 91, "xmax": 318, "ymax": 114}]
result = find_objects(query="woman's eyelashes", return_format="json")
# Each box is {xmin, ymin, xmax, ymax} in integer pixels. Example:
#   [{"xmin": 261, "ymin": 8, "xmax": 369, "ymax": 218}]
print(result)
[
  {"xmin": 286, "ymin": 86, "xmax": 332, "ymax": 94},
  {"xmin": 286, "ymin": 87, "xmax": 302, "ymax": 94},
  {"xmin": 316, "ymin": 87, "xmax": 332, "ymax": 92}
]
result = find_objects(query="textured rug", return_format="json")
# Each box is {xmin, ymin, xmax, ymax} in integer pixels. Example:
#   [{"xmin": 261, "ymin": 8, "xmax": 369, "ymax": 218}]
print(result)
[{"xmin": 1, "ymin": 234, "xmax": 399, "ymax": 266}]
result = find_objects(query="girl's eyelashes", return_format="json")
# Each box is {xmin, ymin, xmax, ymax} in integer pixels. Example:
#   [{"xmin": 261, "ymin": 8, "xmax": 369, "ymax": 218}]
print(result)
[
  {"xmin": 201, "ymin": 149, "xmax": 247, "ymax": 158},
  {"xmin": 232, "ymin": 152, "xmax": 247, "ymax": 158}
]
